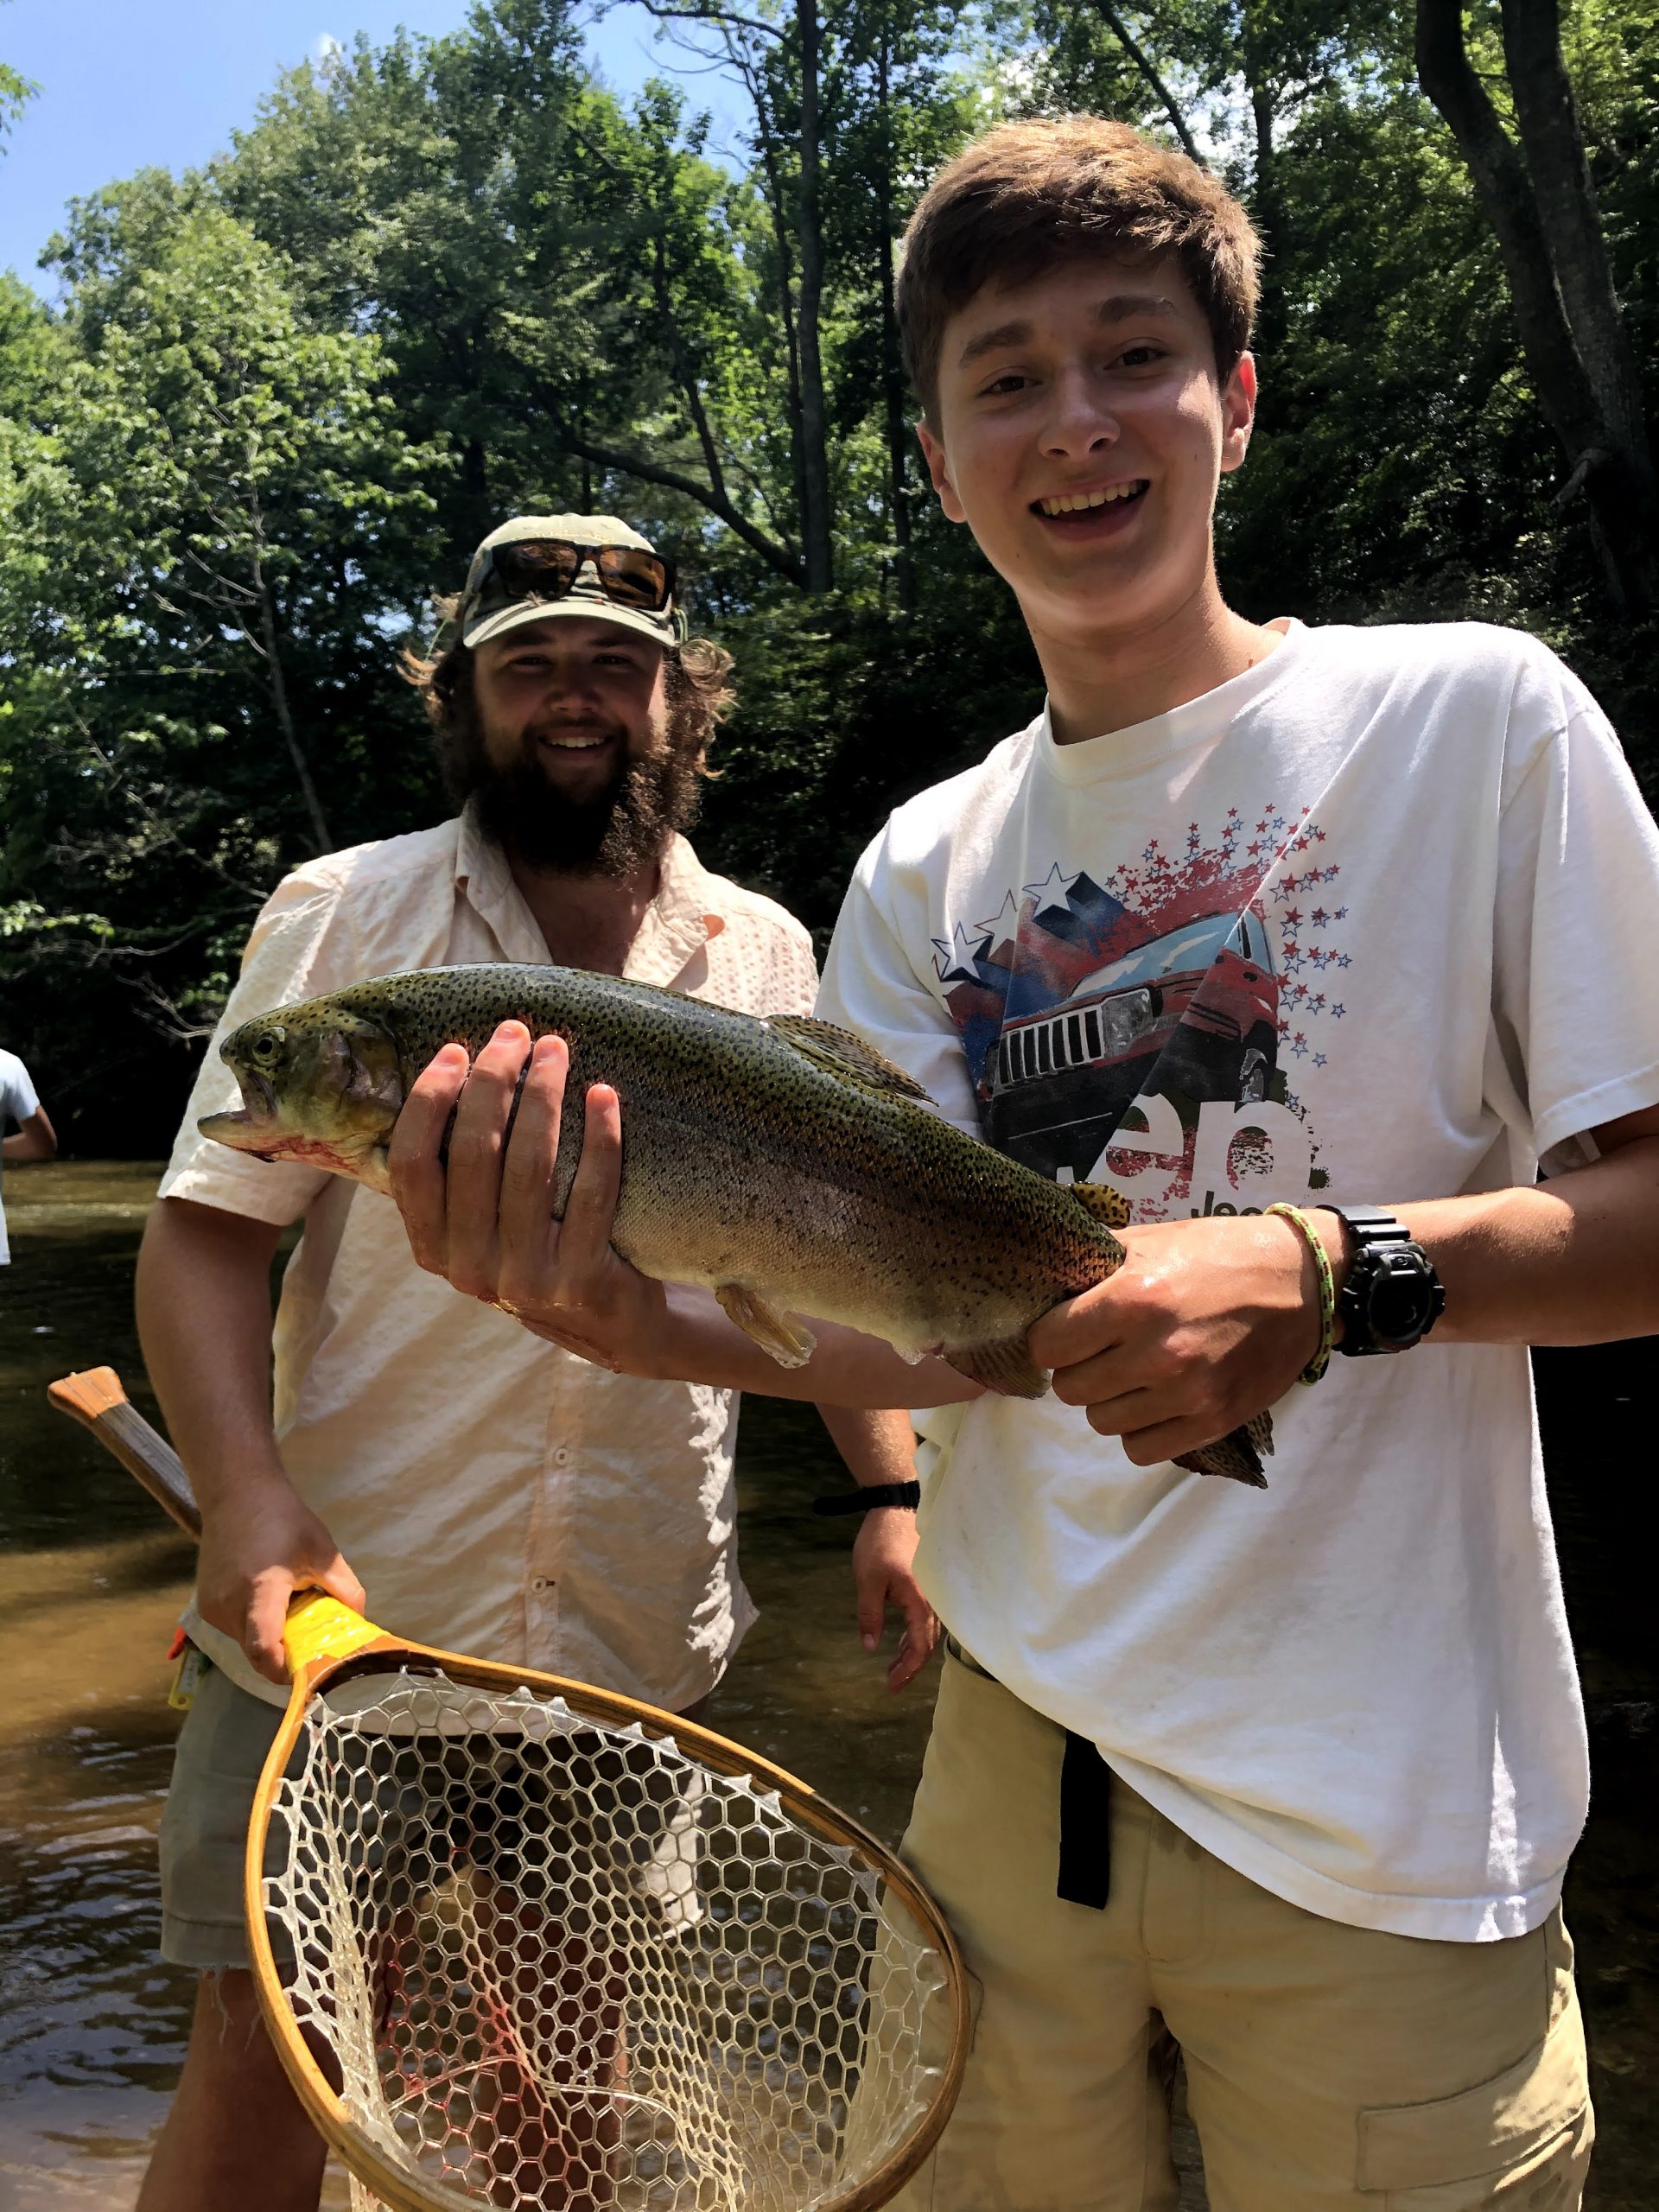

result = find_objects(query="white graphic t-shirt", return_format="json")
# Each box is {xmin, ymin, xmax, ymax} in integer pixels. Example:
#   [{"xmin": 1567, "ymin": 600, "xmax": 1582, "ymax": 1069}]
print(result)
[{"xmin": 817, "ymin": 620, "xmax": 1659, "ymax": 1942}]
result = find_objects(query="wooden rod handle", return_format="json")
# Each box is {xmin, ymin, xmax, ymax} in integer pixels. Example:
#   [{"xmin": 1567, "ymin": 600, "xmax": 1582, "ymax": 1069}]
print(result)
[{"xmin": 48, "ymin": 1367, "xmax": 203, "ymax": 1541}]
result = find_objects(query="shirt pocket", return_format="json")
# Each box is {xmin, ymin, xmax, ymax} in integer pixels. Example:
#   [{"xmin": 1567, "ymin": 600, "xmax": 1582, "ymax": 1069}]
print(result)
[{"xmin": 1355, "ymin": 1986, "xmax": 1590, "ymax": 2204}]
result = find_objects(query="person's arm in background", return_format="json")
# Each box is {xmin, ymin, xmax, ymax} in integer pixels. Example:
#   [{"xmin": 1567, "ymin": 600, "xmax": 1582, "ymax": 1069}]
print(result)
[
  {"xmin": 816, "ymin": 1405, "xmax": 938, "ymax": 1691},
  {"xmin": 136, "ymin": 1198, "xmax": 365, "ymax": 1684},
  {"xmin": 3, "ymin": 1103, "xmax": 56, "ymax": 1163}
]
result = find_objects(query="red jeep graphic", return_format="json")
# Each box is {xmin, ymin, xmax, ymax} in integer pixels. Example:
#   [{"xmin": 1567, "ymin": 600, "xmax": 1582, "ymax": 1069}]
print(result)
[{"xmin": 986, "ymin": 908, "xmax": 1279, "ymax": 1174}]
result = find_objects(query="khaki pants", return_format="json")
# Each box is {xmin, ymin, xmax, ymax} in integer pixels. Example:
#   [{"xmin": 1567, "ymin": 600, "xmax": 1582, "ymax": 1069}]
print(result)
[{"xmin": 891, "ymin": 1652, "xmax": 1592, "ymax": 2212}]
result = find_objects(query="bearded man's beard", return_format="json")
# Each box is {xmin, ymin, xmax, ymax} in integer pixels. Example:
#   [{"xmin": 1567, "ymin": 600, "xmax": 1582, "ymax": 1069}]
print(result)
[{"xmin": 458, "ymin": 716, "xmax": 704, "ymax": 878}]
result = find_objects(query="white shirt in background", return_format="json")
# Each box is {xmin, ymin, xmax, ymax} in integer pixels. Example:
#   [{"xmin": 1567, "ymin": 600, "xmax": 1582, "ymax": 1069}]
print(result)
[
  {"xmin": 0, "ymin": 1048, "xmax": 42, "ymax": 1266},
  {"xmin": 817, "ymin": 621, "xmax": 1659, "ymax": 1942},
  {"xmin": 162, "ymin": 804, "xmax": 820, "ymax": 1712}
]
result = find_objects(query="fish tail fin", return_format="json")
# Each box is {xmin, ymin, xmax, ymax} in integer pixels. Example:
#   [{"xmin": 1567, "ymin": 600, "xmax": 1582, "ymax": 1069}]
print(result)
[{"xmin": 1174, "ymin": 1412, "xmax": 1273, "ymax": 1488}]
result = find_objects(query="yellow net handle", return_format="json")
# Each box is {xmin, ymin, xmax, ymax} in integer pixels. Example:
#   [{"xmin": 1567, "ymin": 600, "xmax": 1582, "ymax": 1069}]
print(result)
[{"xmin": 50, "ymin": 1365, "xmax": 393, "ymax": 1681}]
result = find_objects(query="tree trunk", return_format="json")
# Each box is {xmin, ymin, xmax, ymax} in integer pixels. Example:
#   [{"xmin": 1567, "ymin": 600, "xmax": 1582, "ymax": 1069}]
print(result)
[
  {"xmin": 795, "ymin": 0, "xmax": 835, "ymax": 593},
  {"xmin": 1244, "ymin": 53, "xmax": 1287, "ymax": 365},
  {"xmin": 747, "ymin": 71, "xmax": 812, "ymax": 563},
  {"xmin": 1086, "ymin": 0, "xmax": 1205, "ymax": 165},
  {"xmin": 1415, "ymin": 0, "xmax": 1655, "ymax": 612},
  {"xmin": 1497, "ymin": 0, "xmax": 1656, "ymax": 530},
  {"xmin": 248, "ymin": 480, "xmax": 332, "ymax": 855},
  {"xmin": 875, "ymin": 34, "xmax": 912, "ymax": 610}
]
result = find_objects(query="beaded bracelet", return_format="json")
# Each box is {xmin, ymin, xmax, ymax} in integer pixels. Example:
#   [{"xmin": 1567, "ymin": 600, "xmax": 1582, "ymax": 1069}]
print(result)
[{"xmin": 1266, "ymin": 1202, "xmax": 1335, "ymax": 1386}]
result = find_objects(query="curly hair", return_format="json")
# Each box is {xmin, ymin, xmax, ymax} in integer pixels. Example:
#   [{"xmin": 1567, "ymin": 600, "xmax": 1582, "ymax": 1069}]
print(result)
[{"xmin": 399, "ymin": 597, "xmax": 734, "ymax": 804}]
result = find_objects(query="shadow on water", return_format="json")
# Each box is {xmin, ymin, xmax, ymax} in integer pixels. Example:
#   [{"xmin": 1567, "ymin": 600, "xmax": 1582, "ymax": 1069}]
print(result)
[{"xmin": 0, "ymin": 1161, "xmax": 1652, "ymax": 2209}]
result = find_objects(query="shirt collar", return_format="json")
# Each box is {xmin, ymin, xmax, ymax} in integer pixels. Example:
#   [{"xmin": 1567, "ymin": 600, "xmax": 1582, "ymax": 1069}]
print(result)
[{"xmin": 454, "ymin": 803, "xmax": 728, "ymax": 985}]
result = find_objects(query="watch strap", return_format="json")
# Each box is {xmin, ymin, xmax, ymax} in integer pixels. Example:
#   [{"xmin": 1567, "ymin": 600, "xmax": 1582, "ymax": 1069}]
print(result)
[{"xmin": 811, "ymin": 1482, "xmax": 922, "ymax": 1516}]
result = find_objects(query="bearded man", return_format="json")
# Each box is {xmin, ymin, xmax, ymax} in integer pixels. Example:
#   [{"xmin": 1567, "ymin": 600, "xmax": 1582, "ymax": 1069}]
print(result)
[{"xmin": 133, "ymin": 515, "xmax": 931, "ymax": 2212}]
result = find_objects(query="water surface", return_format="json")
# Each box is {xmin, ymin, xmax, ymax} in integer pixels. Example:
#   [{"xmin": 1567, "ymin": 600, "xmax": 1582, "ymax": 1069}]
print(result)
[{"xmin": 0, "ymin": 1161, "xmax": 1651, "ymax": 2208}]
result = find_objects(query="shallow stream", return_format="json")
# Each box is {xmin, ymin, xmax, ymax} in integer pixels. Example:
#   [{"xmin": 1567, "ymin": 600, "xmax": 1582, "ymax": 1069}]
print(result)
[{"xmin": 0, "ymin": 1161, "xmax": 1651, "ymax": 2207}]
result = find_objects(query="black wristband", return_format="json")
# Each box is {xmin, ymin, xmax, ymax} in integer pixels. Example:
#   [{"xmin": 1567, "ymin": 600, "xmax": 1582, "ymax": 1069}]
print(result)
[{"xmin": 810, "ymin": 1482, "xmax": 921, "ymax": 1516}]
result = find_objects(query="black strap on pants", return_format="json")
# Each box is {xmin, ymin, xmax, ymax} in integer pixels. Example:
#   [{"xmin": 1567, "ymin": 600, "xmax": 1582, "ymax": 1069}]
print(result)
[
  {"xmin": 1058, "ymin": 1731, "xmax": 1112, "ymax": 1910},
  {"xmin": 944, "ymin": 1633, "xmax": 1111, "ymax": 1911}
]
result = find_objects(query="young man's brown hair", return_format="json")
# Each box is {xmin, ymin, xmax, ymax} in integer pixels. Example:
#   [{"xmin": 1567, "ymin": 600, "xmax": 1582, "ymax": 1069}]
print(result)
[{"xmin": 896, "ymin": 115, "xmax": 1262, "ymax": 423}]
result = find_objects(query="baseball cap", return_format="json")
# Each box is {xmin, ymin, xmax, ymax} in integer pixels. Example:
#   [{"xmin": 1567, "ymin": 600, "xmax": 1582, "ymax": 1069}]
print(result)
[{"xmin": 451, "ymin": 514, "xmax": 683, "ymax": 652}]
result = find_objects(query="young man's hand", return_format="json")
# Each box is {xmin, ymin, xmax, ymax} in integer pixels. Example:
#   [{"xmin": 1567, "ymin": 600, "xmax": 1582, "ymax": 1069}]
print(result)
[
  {"xmin": 196, "ymin": 1476, "xmax": 366, "ymax": 1687},
  {"xmin": 853, "ymin": 1509, "xmax": 939, "ymax": 1693},
  {"xmin": 1027, "ymin": 1210, "xmax": 1337, "ymax": 1468},
  {"xmin": 388, "ymin": 1022, "xmax": 671, "ymax": 1373}
]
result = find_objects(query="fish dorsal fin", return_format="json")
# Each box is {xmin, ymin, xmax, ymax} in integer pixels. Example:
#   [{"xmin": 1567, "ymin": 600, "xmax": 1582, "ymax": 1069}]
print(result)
[
  {"xmin": 766, "ymin": 1015, "xmax": 935, "ymax": 1103},
  {"xmin": 1068, "ymin": 1179, "xmax": 1133, "ymax": 1230}
]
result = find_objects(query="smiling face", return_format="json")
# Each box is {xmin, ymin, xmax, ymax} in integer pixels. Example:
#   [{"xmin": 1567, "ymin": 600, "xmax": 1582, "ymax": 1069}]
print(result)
[
  {"xmin": 917, "ymin": 253, "xmax": 1255, "ymax": 659},
  {"xmin": 473, "ymin": 613, "xmax": 671, "ymax": 791},
  {"xmin": 455, "ymin": 612, "xmax": 706, "ymax": 876}
]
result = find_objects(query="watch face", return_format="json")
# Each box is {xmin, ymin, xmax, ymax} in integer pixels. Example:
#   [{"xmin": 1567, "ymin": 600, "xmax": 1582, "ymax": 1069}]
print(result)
[{"xmin": 1369, "ymin": 1262, "xmax": 1430, "ymax": 1344}]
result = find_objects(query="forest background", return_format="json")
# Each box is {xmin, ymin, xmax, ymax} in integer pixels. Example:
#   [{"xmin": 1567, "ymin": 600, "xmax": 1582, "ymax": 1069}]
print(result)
[{"xmin": 3, "ymin": 0, "xmax": 1656, "ymax": 1152}]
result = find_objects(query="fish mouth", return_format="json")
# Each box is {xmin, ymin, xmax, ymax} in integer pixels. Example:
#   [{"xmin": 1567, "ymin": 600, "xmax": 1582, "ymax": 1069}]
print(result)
[{"xmin": 198, "ymin": 1066, "xmax": 283, "ymax": 1158}]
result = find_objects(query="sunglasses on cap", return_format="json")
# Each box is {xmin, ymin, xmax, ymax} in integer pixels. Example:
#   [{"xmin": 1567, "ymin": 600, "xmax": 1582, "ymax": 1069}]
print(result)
[{"xmin": 468, "ymin": 537, "xmax": 677, "ymax": 620}]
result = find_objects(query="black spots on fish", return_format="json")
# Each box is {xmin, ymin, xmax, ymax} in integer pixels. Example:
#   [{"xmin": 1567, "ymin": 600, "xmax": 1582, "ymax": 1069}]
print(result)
[{"xmin": 1067, "ymin": 1180, "xmax": 1133, "ymax": 1230}]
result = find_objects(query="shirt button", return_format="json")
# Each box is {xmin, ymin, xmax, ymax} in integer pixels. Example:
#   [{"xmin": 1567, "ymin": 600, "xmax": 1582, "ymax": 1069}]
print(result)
[
  {"xmin": 531, "ymin": 1576, "xmax": 551, "ymax": 1593},
  {"xmin": 553, "ymin": 1447, "xmax": 570, "ymax": 1467}
]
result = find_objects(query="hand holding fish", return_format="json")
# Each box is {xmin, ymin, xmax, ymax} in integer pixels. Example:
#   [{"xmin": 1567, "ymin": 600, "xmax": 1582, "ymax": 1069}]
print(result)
[
  {"xmin": 1028, "ymin": 1209, "xmax": 1338, "ymax": 1469},
  {"xmin": 202, "ymin": 961, "xmax": 1282, "ymax": 1482},
  {"xmin": 387, "ymin": 1020, "xmax": 671, "ymax": 1374}
]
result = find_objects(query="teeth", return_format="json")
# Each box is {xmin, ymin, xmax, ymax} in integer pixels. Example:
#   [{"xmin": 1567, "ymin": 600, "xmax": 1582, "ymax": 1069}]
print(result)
[
  {"xmin": 1037, "ymin": 483, "xmax": 1147, "ymax": 516},
  {"xmin": 542, "ymin": 733, "xmax": 607, "ymax": 749}
]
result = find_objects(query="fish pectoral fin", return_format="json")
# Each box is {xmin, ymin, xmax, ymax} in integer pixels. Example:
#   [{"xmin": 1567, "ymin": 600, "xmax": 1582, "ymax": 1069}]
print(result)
[
  {"xmin": 715, "ymin": 1283, "xmax": 817, "ymax": 1370},
  {"xmin": 766, "ymin": 1016, "xmax": 936, "ymax": 1103},
  {"xmin": 943, "ymin": 1337, "xmax": 1049, "ymax": 1399},
  {"xmin": 361, "ymin": 1145, "xmax": 392, "ymax": 1196},
  {"xmin": 1173, "ymin": 1414, "xmax": 1273, "ymax": 1489},
  {"xmin": 1068, "ymin": 1179, "xmax": 1133, "ymax": 1231}
]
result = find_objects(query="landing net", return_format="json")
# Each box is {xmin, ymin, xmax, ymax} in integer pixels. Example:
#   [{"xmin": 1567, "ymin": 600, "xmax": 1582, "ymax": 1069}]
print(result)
[{"xmin": 260, "ymin": 1665, "xmax": 958, "ymax": 2212}]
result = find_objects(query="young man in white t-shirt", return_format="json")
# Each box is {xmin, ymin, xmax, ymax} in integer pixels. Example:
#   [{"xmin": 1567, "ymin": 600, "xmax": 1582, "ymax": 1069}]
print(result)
[{"xmin": 386, "ymin": 120, "xmax": 1659, "ymax": 2209}]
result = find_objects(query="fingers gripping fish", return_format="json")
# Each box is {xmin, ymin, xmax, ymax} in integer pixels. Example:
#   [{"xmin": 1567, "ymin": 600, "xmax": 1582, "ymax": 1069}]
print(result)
[{"xmin": 199, "ymin": 963, "xmax": 1274, "ymax": 1486}]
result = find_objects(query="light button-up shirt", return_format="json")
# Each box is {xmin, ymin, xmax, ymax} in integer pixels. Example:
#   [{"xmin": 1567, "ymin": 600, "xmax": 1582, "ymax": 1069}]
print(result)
[{"xmin": 159, "ymin": 806, "xmax": 819, "ymax": 1711}]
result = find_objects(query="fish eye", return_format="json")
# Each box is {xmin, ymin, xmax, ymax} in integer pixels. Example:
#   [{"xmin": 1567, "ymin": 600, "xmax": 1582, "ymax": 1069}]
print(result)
[{"xmin": 251, "ymin": 1029, "xmax": 285, "ymax": 1063}]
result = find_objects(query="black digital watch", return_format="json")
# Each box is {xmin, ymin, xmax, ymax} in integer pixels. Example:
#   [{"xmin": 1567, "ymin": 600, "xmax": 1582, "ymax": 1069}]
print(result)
[{"xmin": 1325, "ymin": 1205, "xmax": 1446, "ymax": 1356}]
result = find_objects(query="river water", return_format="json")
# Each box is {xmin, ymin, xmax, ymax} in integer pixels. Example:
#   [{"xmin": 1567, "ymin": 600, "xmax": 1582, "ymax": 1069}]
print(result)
[{"xmin": 0, "ymin": 1161, "xmax": 1651, "ymax": 2208}]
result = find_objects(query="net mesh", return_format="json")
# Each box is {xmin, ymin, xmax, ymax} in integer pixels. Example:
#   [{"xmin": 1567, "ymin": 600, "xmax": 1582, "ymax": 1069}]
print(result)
[{"xmin": 263, "ymin": 1667, "xmax": 954, "ymax": 2212}]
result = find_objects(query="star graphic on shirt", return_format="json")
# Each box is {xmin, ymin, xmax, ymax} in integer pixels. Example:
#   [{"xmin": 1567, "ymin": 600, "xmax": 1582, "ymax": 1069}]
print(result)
[
  {"xmin": 1020, "ymin": 861, "xmax": 1084, "ymax": 908},
  {"xmin": 1336, "ymin": 953, "xmax": 1352, "ymax": 969},
  {"xmin": 1312, "ymin": 1052, "xmax": 1328, "ymax": 1068},
  {"xmin": 1311, "ymin": 907, "xmax": 1329, "ymax": 928},
  {"xmin": 1290, "ymin": 1033, "xmax": 1309, "ymax": 1058},
  {"xmin": 1282, "ymin": 907, "xmax": 1303, "ymax": 930},
  {"xmin": 974, "ymin": 889, "xmax": 1024, "ymax": 949},
  {"xmin": 1332, "ymin": 1003, "xmax": 1347, "ymax": 1019},
  {"xmin": 931, "ymin": 920, "xmax": 996, "ymax": 982}
]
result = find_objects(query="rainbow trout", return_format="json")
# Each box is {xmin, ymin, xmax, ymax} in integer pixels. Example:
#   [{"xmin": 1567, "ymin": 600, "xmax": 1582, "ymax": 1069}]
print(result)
[{"xmin": 200, "ymin": 963, "xmax": 1273, "ymax": 1485}]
